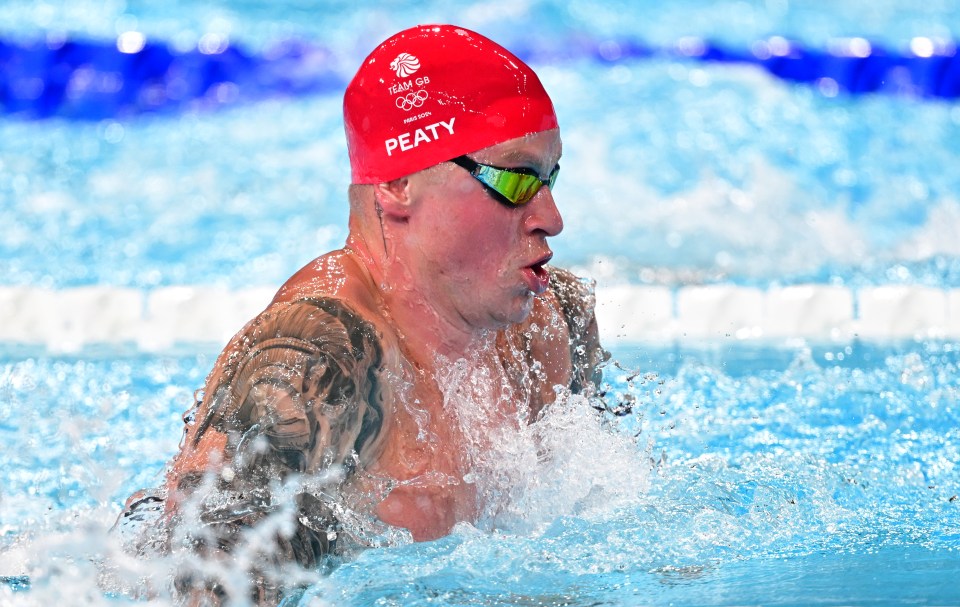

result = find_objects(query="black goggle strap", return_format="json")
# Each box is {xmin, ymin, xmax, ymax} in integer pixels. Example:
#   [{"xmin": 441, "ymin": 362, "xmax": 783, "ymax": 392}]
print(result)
[{"xmin": 450, "ymin": 155, "xmax": 559, "ymax": 206}]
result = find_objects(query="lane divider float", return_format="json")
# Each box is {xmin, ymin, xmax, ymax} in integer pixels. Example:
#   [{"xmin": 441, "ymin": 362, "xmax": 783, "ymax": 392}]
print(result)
[{"xmin": 1, "ymin": 284, "xmax": 957, "ymax": 351}]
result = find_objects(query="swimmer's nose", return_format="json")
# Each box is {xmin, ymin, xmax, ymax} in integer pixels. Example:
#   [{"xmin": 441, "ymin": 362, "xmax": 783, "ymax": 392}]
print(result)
[{"xmin": 524, "ymin": 186, "xmax": 564, "ymax": 237}]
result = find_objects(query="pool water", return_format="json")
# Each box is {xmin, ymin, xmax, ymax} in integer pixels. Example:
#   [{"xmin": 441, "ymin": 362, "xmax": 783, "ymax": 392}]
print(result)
[
  {"xmin": 2, "ymin": 2, "xmax": 960, "ymax": 289},
  {"xmin": 2, "ymin": 0, "xmax": 960, "ymax": 605},
  {"xmin": 2, "ymin": 341, "xmax": 958, "ymax": 605}
]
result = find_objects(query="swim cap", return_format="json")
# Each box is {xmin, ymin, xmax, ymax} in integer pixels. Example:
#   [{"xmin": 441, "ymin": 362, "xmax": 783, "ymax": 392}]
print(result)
[{"xmin": 344, "ymin": 25, "xmax": 558, "ymax": 184}]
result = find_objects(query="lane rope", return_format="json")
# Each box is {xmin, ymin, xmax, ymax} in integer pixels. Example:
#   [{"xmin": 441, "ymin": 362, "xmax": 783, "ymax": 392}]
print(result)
[
  {"xmin": 1, "ymin": 284, "xmax": 957, "ymax": 349},
  {"xmin": 1, "ymin": 34, "xmax": 957, "ymax": 119}
]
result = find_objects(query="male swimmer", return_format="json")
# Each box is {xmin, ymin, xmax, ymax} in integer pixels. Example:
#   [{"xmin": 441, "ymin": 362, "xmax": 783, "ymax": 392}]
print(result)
[{"xmin": 117, "ymin": 24, "xmax": 605, "ymax": 605}]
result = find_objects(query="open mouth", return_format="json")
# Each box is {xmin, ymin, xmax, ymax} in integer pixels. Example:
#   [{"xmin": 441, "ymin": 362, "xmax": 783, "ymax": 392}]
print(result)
[
  {"xmin": 530, "ymin": 261, "xmax": 549, "ymax": 279},
  {"xmin": 524, "ymin": 254, "xmax": 553, "ymax": 294}
]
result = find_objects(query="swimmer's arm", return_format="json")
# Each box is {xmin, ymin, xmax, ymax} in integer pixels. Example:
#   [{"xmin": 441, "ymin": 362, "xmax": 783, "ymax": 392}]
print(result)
[
  {"xmin": 162, "ymin": 313, "xmax": 267, "ymax": 510},
  {"xmin": 163, "ymin": 297, "xmax": 387, "ymax": 602},
  {"xmin": 161, "ymin": 320, "xmax": 253, "ymax": 513},
  {"xmin": 170, "ymin": 297, "xmax": 386, "ymax": 480},
  {"xmin": 548, "ymin": 266, "xmax": 608, "ymax": 394},
  {"xmin": 575, "ymin": 302, "xmax": 604, "ymax": 393}
]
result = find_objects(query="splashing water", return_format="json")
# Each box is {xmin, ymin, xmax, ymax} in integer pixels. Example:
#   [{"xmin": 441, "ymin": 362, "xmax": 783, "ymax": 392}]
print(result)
[
  {"xmin": 430, "ymin": 342, "xmax": 652, "ymax": 538},
  {"xmin": 2, "ymin": 341, "xmax": 960, "ymax": 605}
]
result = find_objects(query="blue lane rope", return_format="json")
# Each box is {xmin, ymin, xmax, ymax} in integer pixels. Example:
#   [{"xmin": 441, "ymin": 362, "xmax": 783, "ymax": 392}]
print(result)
[
  {"xmin": 1, "ymin": 34, "xmax": 957, "ymax": 120},
  {"xmin": 0, "ymin": 35, "xmax": 343, "ymax": 119}
]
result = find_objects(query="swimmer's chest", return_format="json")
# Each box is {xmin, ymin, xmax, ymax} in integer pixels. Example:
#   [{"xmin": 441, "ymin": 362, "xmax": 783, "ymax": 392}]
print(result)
[
  {"xmin": 361, "ymin": 317, "xmax": 572, "ymax": 541},
  {"xmin": 364, "ymin": 383, "xmax": 480, "ymax": 541}
]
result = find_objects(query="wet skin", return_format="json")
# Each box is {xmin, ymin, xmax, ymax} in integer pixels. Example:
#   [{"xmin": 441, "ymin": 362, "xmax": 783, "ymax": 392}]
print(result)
[
  {"xmin": 167, "ymin": 262, "xmax": 597, "ymax": 544},
  {"xmin": 143, "ymin": 130, "xmax": 603, "ymax": 601}
]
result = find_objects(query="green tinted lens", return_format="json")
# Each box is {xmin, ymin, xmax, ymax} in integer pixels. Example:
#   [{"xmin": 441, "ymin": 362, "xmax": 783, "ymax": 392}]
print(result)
[
  {"xmin": 547, "ymin": 165, "xmax": 560, "ymax": 189},
  {"xmin": 476, "ymin": 166, "xmax": 546, "ymax": 206},
  {"xmin": 451, "ymin": 156, "xmax": 560, "ymax": 207}
]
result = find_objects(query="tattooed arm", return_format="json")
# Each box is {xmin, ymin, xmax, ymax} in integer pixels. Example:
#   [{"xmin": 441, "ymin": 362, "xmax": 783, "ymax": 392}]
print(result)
[
  {"xmin": 547, "ymin": 267, "xmax": 608, "ymax": 395},
  {"xmin": 165, "ymin": 297, "xmax": 387, "ymax": 604}
]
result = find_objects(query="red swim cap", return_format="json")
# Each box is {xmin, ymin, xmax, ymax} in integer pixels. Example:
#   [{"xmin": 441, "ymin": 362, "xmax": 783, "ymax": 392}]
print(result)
[{"xmin": 344, "ymin": 25, "xmax": 558, "ymax": 184}]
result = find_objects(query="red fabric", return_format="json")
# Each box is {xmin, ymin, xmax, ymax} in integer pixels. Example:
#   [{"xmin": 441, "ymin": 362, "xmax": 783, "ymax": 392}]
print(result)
[{"xmin": 344, "ymin": 25, "xmax": 558, "ymax": 184}]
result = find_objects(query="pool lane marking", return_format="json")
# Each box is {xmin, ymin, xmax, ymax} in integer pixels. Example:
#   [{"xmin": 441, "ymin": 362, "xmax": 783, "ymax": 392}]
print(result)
[
  {"xmin": 1, "ymin": 284, "xmax": 959, "ymax": 349},
  {"xmin": 1, "ymin": 34, "xmax": 958, "ymax": 120}
]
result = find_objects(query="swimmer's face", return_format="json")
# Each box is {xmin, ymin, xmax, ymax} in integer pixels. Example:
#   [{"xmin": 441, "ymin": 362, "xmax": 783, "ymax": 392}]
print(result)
[{"xmin": 406, "ymin": 128, "xmax": 563, "ymax": 331}]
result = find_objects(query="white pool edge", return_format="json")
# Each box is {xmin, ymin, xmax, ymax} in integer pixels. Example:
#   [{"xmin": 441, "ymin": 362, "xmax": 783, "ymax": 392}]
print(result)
[{"xmin": 1, "ymin": 284, "xmax": 958, "ymax": 352}]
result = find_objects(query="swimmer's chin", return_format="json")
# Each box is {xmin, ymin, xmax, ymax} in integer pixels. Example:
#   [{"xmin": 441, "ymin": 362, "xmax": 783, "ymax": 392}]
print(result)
[
  {"xmin": 472, "ymin": 291, "xmax": 537, "ymax": 330},
  {"xmin": 503, "ymin": 294, "xmax": 536, "ymax": 326}
]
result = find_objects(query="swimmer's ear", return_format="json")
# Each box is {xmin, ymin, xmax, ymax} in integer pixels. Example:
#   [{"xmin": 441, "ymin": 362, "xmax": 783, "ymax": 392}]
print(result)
[{"xmin": 373, "ymin": 178, "xmax": 412, "ymax": 219}]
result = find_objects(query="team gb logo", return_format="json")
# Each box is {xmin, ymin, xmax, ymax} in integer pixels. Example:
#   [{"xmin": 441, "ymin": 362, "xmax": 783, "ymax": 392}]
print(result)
[{"xmin": 391, "ymin": 53, "xmax": 421, "ymax": 77}]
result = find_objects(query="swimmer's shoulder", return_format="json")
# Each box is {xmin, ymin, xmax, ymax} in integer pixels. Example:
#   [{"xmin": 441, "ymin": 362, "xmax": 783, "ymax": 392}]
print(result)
[
  {"xmin": 523, "ymin": 265, "xmax": 596, "ymax": 333},
  {"xmin": 267, "ymin": 248, "xmax": 393, "ymax": 340},
  {"xmin": 546, "ymin": 265, "xmax": 596, "ymax": 317},
  {"xmin": 195, "ymin": 249, "xmax": 384, "ymax": 402},
  {"xmin": 273, "ymin": 249, "xmax": 376, "ymax": 308},
  {"xmin": 184, "ymin": 285, "xmax": 392, "ymax": 464},
  {"xmin": 502, "ymin": 266, "xmax": 602, "ymax": 403},
  {"xmin": 543, "ymin": 265, "xmax": 607, "ymax": 394}
]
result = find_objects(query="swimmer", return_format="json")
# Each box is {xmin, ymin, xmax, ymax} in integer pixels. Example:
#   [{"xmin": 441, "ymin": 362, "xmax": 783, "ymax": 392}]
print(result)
[{"xmin": 117, "ymin": 24, "xmax": 605, "ymax": 605}]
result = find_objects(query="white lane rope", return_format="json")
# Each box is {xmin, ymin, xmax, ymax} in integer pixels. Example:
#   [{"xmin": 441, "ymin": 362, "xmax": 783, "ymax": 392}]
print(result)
[{"xmin": 1, "ymin": 284, "xmax": 958, "ymax": 351}]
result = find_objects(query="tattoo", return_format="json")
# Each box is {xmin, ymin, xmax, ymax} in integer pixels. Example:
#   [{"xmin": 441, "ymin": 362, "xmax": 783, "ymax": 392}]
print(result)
[
  {"xmin": 548, "ymin": 267, "xmax": 608, "ymax": 395},
  {"xmin": 196, "ymin": 297, "xmax": 385, "ymax": 466},
  {"xmin": 171, "ymin": 297, "xmax": 387, "ymax": 597}
]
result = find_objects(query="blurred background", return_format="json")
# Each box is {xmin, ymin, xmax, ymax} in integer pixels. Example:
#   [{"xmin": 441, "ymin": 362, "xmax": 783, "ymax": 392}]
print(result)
[{"xmin": 2, "ymin": 0, "xmax": 959, "ymax": 300}]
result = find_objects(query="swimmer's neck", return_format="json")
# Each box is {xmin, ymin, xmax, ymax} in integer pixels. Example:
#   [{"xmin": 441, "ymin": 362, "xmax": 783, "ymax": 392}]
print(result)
[{"xmin": 344, "ymin": 234, "xmax": 490, "ymax": 360}]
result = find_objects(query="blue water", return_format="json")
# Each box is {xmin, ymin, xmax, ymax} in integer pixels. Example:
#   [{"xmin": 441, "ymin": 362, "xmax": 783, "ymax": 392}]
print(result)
[
  {"xmin": 2, "ymin": 1, "xmax": 960, "ymax": 605},
  {"xmin": 2, "ymin": 2, "xmax": 960, "ymax": 288},
  {"xmin": 1, "ymin": 342, "xmax": 958, "ymax": 604}
]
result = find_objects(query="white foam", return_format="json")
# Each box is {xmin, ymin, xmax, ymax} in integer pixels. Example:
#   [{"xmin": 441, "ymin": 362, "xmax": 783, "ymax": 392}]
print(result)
[{"xmin": 2, "ymin": 284, "xmax": 960, "ymax": 348}]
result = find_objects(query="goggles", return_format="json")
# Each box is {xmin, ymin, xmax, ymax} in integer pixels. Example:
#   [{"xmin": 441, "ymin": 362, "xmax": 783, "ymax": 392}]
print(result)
[{"xmin": 450, "ymin": 155, "xmax": 559, "ymax": 207}]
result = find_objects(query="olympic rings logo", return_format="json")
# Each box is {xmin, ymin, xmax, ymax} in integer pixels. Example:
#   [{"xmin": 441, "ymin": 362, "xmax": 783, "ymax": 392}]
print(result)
[{"xmin": 396, "ymin": 90, "xmax": 428, "ymax": 111}]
